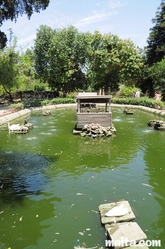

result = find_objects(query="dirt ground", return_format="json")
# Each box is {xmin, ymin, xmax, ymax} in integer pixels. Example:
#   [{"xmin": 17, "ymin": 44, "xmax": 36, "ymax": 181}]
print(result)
[{"xmin": 0, "ymin": 104, "xmax": 13, "ymax": 117}]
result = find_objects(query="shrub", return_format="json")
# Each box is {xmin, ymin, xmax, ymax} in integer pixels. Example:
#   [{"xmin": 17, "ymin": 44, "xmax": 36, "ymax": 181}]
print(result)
[
  {"xmin": 41, "ymin": 99, "xmax": 51, "ymax": 106},
  {"xmin": 66, "ymin": 93, "xmax": 76, "ymax": 99},
  {"xmin": 111, "ymin": 97, "xmax": 165, "ymax": 109},
  {"xmin": 10, "ymin": 103, "xmax": 24, "ymax": 111},
  {"xmin": 117, "ymin": 85, "xmax": 142, "ymax": 97},
  {"xmin": 23, "ymin": 99, "xmax": 42, "ymax": 108},
  {"xmin": 50, "ymin": 98, "xmax": 76, "ymax": 105}
]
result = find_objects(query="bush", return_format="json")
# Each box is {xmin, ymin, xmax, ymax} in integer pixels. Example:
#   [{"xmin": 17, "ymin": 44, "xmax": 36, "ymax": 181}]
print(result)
[
  {"xmin": 10, "ymin": 103, "xmax": 24, "ymax": 111},
  {"xmin": 111, "ymin": 97, "xmax": 165, "ymax": 109},
  {"xmin": 41, "ymin": 99, "xmax": 51, "ymax": 106},
  {"xmin": 50, "ymin": 98, "xmax": 76, "ymax": 105},
  {"xmin": 117, "ymin": 85, "xmax": 142, "ymax": 97},
  {"xmin": 20, "ymin": 97, "xmax": 76, "ymax": 108},
  {"xmin": 66, "ymin": 93, "xmax": 76, "ymax": 99},
  {"xmin": 23, "ymin": 99, "xmax": 42, "ymax": 108}
]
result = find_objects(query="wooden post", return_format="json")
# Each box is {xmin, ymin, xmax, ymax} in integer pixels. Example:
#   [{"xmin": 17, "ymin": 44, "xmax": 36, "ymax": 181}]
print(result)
[{"xmin": 77, "ymin": 99, "xmax": 80, "ymax": 113}]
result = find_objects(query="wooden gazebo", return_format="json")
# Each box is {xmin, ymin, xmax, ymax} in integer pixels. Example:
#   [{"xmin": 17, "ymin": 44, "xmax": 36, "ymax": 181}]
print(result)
[{"xmin": 76, "ymin": 93, "xmax": 112, "ymax": 129}]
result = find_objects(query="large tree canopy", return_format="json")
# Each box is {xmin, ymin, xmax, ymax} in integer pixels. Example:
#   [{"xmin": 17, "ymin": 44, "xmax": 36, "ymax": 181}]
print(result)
[
  {"xmin": 34, "ymin": 26, "xmax": 144, "ymax": 94},
  {"xmin": 88, "ymin": 31, "xmax": 144, "ymax": 93},
  {"xmin": 34, "ymin": 25, "xmax": 54, "ymax": 81},
  {"xmin": 146, "ymin": 0, "xmax": 165, "ymax": 65},
  {"xmin": 34, "ymin": 25, "xmax": 91, "ymax": 93},
  {"xmin": 147, "ymin": 58, "xmax": 165, "ymax": 94},
  {"xmin": 0, "ymin": 37, "xmax": 19, "ymax": 101},
  {"xmin": 0, "ymin": 0, "xmax": 50, "ymax": 48}
]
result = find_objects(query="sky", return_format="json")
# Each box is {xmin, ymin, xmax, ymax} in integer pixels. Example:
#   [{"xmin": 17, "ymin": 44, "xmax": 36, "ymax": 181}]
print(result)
[{"xmin": 0, "ymin": 0, "xmax": 162, "ymax": 50}]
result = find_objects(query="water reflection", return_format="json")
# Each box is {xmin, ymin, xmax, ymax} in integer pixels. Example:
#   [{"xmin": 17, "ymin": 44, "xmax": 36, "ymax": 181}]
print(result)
[
  {"xmin": 0, "ymin": 147, "xmax": 61, "ymax": 249},
  {"xmin": 0, "ymin": 195, "xmax": 61, "ymax": 249},
  {"xmin": 0, "ymin": 150, "xmax": 50, "ymax": 202},
  {"xmin": 141, "ymin": 130, "xmax": 165, "ymax": 244},
  {"xmin": 78, "ymin": 137, "xmax": 112, "ymax": 155},
  {"xmin": 0, "ymin": 107, "xmax": 164, "ymax": 248}
]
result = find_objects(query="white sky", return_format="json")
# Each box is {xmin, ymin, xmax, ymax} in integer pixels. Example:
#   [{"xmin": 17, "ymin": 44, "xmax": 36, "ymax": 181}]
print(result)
[{"xmin": 0, "ymin": 0, "xmax": 161, "ymax": 50}]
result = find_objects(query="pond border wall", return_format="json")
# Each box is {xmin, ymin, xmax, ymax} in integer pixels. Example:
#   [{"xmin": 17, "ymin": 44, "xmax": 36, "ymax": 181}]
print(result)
[
  {"xmin": 112, "ymin": 104, "xmax": 165, "ymax": 117},
  {"xmin": 0, "ymin": 103, "xmax": 165, "ymax": 127}
]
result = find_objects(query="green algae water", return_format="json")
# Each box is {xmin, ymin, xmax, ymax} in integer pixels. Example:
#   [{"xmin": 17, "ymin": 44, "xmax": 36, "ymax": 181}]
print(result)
[{"xmin": 0, "ymin": 107, "xmax": 165, "ymax": 249}]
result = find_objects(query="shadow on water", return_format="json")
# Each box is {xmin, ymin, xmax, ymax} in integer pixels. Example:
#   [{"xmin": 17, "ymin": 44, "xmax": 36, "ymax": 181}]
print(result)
[
  {"xmin": 0, "ymin": 148, "xmax": 62, "ymax": 249},
  {"xmin": 0, "ymin": 150, "xmax": 52, "ymax": 202}
]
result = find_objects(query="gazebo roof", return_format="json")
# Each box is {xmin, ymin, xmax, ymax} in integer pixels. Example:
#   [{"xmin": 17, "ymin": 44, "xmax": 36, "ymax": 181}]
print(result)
[{"xmin": 76, "ymin": 95, "xmax": 112, "ymax": 103}]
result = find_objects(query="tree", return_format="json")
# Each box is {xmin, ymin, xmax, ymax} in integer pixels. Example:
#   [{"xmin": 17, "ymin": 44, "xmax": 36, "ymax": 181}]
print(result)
[
  {"xmin": 34, "ymin": 26, "xmax": 144, "ymax": 95},
  {"xmin": 146, "ymin": 0, "xmax": 165, "ymax": 65},
  {"xmin": 0, "ymin": 0, "xmax": 50, "ymax": 48},
  {"xmin": 147, "ymin": 57, "xmax": 165, "ymax": 99},
  {"xmin": 87, "ymin": 31, "xmax": 144, "ymax": 93},
  {"xmin": 47, "ymin": 26, "xmax": 90, "ymax": 93},
  {"xmin": 34, "ymin": 25, "xmax": 91, "ymax": 94},
  {"xmin": 0, "ymin": 37, "xmax": 19, "ymax": 101},
  {"xmin": 17, "ymin": 48, "xmax": 37, "ymax": 93},
  {"xmin": 34, "ymin": 25, "xmax": 54, "ymax": 82}
]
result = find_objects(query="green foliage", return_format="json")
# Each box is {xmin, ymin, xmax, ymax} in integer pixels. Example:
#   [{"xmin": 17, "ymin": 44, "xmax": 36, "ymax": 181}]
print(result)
[
  {"xmin": 10, "ymin": 96, "xmax": 165, "ymax": 110},
  {"xmin": 27, "ymin": 97, "xmax": 76, "ymax": 106},
  {"xmin": 88, "ymin": 31, "xmax": 144, "ymax": 92},
  {"xmin": 34, "ymin": 25, "xmax": 90, "ymax": 93},
  {"xmin": 23, "ymin": 99, "xmax": 41, "ymax": 108},
  {"xmin": 10, "ymin": 102, "xmax": 24, "ymax": 111},
  {"xmin": 34, "ymin": 26, "xmax": 144, "ymax": 95},
  {"xmin": 111, "ymin": 96, "xmax": 165, "ymax": 109},
  {"xmin": 0, "ymin": 85, "xmax": 4, "ymax": 96},
  {"xmin": 0, "ymin": 0, "xmax": 49, "ymax": 48},
  {"xmin": 147, "ymin": 57, "xmax": 165, "ymax": 92},
  {"xmin": 34, "ymin": 25, "xmax": 54, "ymax": 81},
  {"xmin": 41, "ymin": 99, "xmax": 50, "ymax": 106},
  {"xmin": 146, "ymin": 0, "xmax": 165, "ymax": 65},
  {"xmin": 0, "ymin": 25, "xmax": 145, "ymax": 99},
  {"xmin": 66, "ymin": 93, "xmax": 76, "ymax": 99},
  {"xmin": 17, "ymin": 49, "xmax": 37, "ymax": 92},
  {"xmin": 58, "ymin": 91, "xmax": 64, "ymax": 98},
  {"xmin": 0, "ymin": 37, "xmax": 19, "ymax": 101},
  {"xmin": 119, "ymin": 85, "xmax": 141, "ymax": 97},
  {"xmin": 0, "ymin": 40, "xmax": 38, "ymax": 102},
  {"xmin": 50, "ymin": 98, "xmax": 76, "ymax": 105},
  {"xmin": 0, "ymin": 37, "xmax": 41, "ymax": 102}
]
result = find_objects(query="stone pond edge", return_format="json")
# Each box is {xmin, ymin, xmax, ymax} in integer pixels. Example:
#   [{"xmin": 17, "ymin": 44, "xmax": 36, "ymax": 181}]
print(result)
[{"xmin": 0, "ymin": 103, "xmax": 165, "ymax": 126}]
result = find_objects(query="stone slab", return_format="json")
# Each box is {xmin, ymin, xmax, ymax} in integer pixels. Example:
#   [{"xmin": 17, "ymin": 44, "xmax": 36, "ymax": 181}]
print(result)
[
  {"xmin": 99, "ymin": 200, "xmax": 135, "ymax": 224},
  {"xmin": 105, "ymin": 222, "xmax": 147, "ymax": 249}
]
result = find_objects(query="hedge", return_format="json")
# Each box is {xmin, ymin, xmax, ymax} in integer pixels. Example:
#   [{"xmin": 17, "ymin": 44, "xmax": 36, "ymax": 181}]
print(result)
[{"xmin": 111, "ymin": 97, "xmax": 165, "ymax": 110}]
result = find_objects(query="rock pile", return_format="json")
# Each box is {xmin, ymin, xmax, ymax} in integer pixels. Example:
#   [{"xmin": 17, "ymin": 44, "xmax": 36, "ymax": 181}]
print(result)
[
  {"xmin": 148, "ymin": 120, "xmax": 165, "ymax": 130},
  {"xmin": 73, "ymin": 123, "xmax": 116, "ymax": 137}
]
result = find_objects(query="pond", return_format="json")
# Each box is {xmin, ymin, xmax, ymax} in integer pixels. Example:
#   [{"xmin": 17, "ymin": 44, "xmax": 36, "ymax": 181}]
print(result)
[{"xmin": 0, "ymin": 106, "xmax": 165, "ymax": 249}]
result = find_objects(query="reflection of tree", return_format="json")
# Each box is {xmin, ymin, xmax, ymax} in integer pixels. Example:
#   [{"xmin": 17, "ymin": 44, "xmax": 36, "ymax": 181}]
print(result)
[
  {"xmin": 0, "ymin": 150, "xmax": 61, "ymax": 248},
  {"xmin": 141, "ymin": 131, "xmax": 165, "ymax": 245},
  {"xmin": 0, "ymin": 196, "xmax": 61, "ymax": 249},
  {"xmin": 0, "ymin": 150, "xmax": 50, "ymax": 202},
  {"xmin": 75, "ymin": 111, "xmax": 140, "ymax": 169},
  {"xmin": 42, "ymin": 108, "xmax": 142, "ymax": 176},
  {"xmin": 78, "ymin": 137, "xmax": 112, "ymax": 156}
]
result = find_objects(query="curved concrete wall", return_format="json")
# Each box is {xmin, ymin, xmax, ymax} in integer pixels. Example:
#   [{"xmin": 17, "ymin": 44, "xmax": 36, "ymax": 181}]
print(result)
[
  {"xmin": 0, "ymin": 109, "xmax": 32, "ymax": 126},
  {"xmin": 0, "ymin": 104, "xmax": 165, "ymax": 127},
  {"xmin": 111, "ymin": 104, "xmax": 165, "ymax": 117}
]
